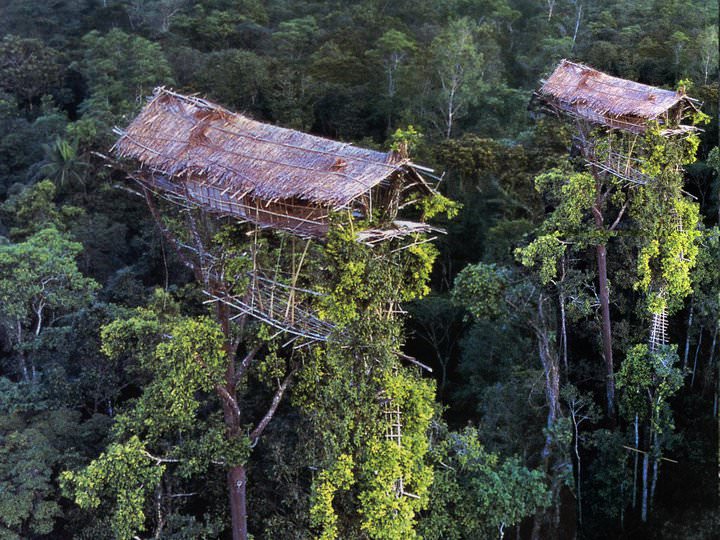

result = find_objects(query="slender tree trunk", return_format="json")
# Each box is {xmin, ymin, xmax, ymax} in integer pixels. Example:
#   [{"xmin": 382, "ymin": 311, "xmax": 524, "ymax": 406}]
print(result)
[
  {"xmin": 692, "ymin": 328, "xmax": 703, "ymax": 387},
  {"xmin": 591, "ymin": 186, "xmax": 614, "ymax": 418},
  {"xmin": 707, "ymin": 325, "xmax": 718, "ymax": 393},
  {"xmin": 216, "ymin": 301, "xmax": 248, "ymax": 540},
  {"xmin": 16, "ymin": 320, "xmax": 29, "ymax": 382},
  {"xmin": 574, "ymin": 414, "xmax": 582, "ymax": 525},
  {"xmin": 649, "ymin": 448, "xmax": 659, "ymax": 512},
  {"xmin": 683, "ymin": 299, "xmax": 694, "ymax": 369},
  {"xmin": 530, "ymin": 513, "xmax": 543, "ymax": 540},
  {"xmin": 559, "ymin": 291, "xmax": 569, "ymax": 373},
  {"xmin": 228, "ymin": 465, "xmax": 248, "ymax": 540},
  {"xmin": 532, "ymin": 295, "xmax": 562, "ymax": 540},
  {"xmin": 571, "ymin": 3, "xmax": 582, "ymax": 51},
  {"xmin": 632, "ymin": 415, "xmax": 639, "ymax": 509},
  {"xmin": 596, "ymin": 241, "xmax": 615, "ymax": 417},
  {"xmin": 620, "ymin": 479, "xmax": 624, "ymax": 530},
  {"xmin": 18, "ymin": 352, "xmax": 29, "ymax": 382},
  {"xmin": 641, "ymin": 446, "xmax": 649, "ymax": 522}
]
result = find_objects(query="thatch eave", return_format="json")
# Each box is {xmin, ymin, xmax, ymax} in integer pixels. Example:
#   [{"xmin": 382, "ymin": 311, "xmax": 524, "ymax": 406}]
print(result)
[
  {"xmin": 113, "ymin": 88, "xmax": 436, "ymax": 237},
  {"xmin": 112, "ymin": 88, "xmax": 433, "ymax": 209},
  {"xmin": 535, "ymin": 59, "xmax": 701, "ymax": 133}
]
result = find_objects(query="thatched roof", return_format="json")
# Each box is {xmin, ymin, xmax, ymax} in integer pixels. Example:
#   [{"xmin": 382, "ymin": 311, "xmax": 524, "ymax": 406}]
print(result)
[
  {"xmin": 113, "ymin": 88, "xmax": 429, "ymax": 208},
  {"xmin": 537, "ymin": 60, "xmax": 700, "ymax": 133}
]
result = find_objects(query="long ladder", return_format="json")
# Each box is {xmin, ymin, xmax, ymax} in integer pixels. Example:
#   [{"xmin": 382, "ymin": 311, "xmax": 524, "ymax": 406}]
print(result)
[
  {"xmin": 649, "ymin": 309, "xmax": 668, "ymax": 352},
  {"xmin": 383, "ymin": 397, "xmax": 405, "ymax": 497}
]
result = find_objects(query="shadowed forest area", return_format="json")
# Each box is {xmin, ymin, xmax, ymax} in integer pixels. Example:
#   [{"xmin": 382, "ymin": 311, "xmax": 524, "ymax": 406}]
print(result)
[{"xmin": 0, "ymin": 1, "xmax": 718, "ymax": 539}]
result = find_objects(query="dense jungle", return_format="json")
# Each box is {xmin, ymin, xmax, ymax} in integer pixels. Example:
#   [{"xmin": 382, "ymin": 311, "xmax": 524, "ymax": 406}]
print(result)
[{"xmin": 0, "ymin": 1, "xmax": 718, "ymax": 539}]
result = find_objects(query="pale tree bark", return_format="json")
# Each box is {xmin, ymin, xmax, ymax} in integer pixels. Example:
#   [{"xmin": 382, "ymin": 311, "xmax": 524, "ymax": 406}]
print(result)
[
  {"xmin": 632, "ymin": 415, "xmax": 639, "ymax": 510},
  {"xmin": 691, "ymin": 328, "xmax": 703, "ymax": 387},
  {"xmin": 683, "ymin": 299, "xmax": 694, "ymax": 369},
  {"xmin": 546, "ymin": 0, "xmax": 557, "ymax": 20},
  {"xmin": 571, "ymin": 3, "xmax": 583, "ymax": 51},
  {"xmin": 530, "ymin": 293, "xmax": 564, "ymax": 540}
]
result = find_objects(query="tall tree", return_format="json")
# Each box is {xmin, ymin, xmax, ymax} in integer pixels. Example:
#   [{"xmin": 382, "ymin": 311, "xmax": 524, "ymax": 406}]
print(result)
[
  {"xmin": 429, "ymin": 18, "xmax": 485, "ymax": 139},
  {"xmin": 0, "ymin": 227, "xmax": 98, "ymax": 382}
]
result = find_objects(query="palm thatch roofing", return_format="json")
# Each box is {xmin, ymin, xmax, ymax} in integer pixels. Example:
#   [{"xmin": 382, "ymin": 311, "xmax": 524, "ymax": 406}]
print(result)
[
  {"xmin": 112, "ymin": 88, "xmax": 432, "ymax": 227},
  {"xmin": 536, "ymin": 59, "xmax": 700, "ymax": 134}
]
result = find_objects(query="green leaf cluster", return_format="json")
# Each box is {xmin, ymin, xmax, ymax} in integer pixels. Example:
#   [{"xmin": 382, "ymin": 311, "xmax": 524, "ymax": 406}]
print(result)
[
  {"xmin": 61, "ymin": 436, "xmax": 164, "ymax": 540},
  {"xmin": 420, "ymin": 426, "xmax": 549, "ymax": 540}
]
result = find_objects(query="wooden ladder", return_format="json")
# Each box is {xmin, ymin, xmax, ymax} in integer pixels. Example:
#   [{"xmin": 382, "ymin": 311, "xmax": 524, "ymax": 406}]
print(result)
[
  {"xmin": 649, "ymin": 308, "xmax": 668, "ymax": 352},
  {"xmin": 383, "ymin": 397, "xmax": 405, "ymax": 498}
]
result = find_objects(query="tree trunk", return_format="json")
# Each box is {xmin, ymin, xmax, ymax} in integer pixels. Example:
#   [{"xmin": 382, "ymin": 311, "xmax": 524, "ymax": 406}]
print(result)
[
  {"xmin": 559, "ymin": 290, "xmax": 569, "ymax": 374},
  {"xmin": 632, "ymin": 415, "xmax": 639, "ymax": 509},
  {"xmin": 228, "ymin": 465, "xmax": 248, "ymax": 540},
  {"xmin": 571, "ymin": 3, "xmax": 582, "ymax": 51},
  {"xmin": 595, "ymin": 241, "xmax": 615, "ymax": 418},
  {"xmin": 588, "ymin": 174, "xmax": 615, "ymax": 419},
  {"xmin": 18, "ymin": 351, "xmax": 29, "ymax": 382},
  {"xmin": 216, "ymin": 301, "xmax": 248, "ymax": 540},
  {"xmin": 683, "ymin": 299, "xmax": 694, "ymax": 369},
  {"xmin": 532, "ymin": 295, "xmax": 563, "ymax": 540},
  {"xmin": 649, "ymin": 450, "xmax": 659, "ymax": 512},
  {"xmin": 707, "ymin": 325, "xmax": 718, "ymax": 393},
  {"xmin": 641, "ymin": 448, "xmax": 649, "ymax": 522},
  {"xmin": 691, "ymin": 328, "xmax": 703, "ymax": 387},
  {"xmin": 574, "ymin": 414, "xmax": 582, "ymax": 525}
]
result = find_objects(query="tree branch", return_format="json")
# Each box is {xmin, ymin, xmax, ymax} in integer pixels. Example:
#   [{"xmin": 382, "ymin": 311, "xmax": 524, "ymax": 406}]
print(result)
[
  {"xmin": 234, "ymin": 343, "xmax": 263, "ymax": 385},
  {"xmin": 216, "ymin": 384, "xmax": 242, "ymax": 422},
  {"xmin": 609, "ymin": 200, "xmax": 629, "ymax": 231},
  {"xmin": 250, "ymin": 369, "xmax": 296, "ymax": 442},
  {"xmin": 142, "ymin": 450, "xmax": 181, "ymax": 465}
]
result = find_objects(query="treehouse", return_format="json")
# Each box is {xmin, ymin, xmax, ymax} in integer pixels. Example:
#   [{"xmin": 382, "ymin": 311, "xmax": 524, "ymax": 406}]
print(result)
[
  {"xmin": 534, "ymin": 60, "xmax": 703, "ymax": 353},
  {"xmin": 112, "ymin": 88, "xmax": 443, "ymax": 346},
  {"xmin": 535, "ymin": 59, "xmax": 700, "ymax": 135},
  {"xmin": 113, "ymin": 88, "xmax": 435, "ymax": 239},
  {"xmin": 534, "ymin": 59, "xmax": 702, "ymax": 186}
]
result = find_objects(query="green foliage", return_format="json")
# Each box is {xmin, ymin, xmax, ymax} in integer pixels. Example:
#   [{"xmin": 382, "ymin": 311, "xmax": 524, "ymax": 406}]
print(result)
[
  {"xmin": 0, "ymin": 35, "xmax": 62, "ymax": 105},
  {"xmin": 418, "ymin": 192, "xmax": 461, "ymax": 221},
  {"xmin": 300, "ymin": 218, "xmax": 440, "ymax": 539},
  {"xmin": 631, "ymin": 131, "xmax": 702, "ymax": 314},
  {"xmin": 357, "ymin": 370, "xmax": 435, "ymax": 539},
  {"xmin": 75, "ymin": 28, "xmax": 174, "ymax": 144},
  {"xmin": 616, "ymin": 344, "xmax": 683, "ymax": 430},
  {"xmin": 66, "ymin": 296, "xmax": 246, "ymax": 538},
  {"xmin": 390, "ymin": 125, "xmax": 422, "ymax": 157},
  {"xmin": 420, "ymin": 426, "xmax": 549, "ymax": 540},
  {"xmin": 61, "ymin": 436, "xmax": 164, "ymax": 540},
  {"xmin": 582, "ymin": 429, "xmax": 630, "ymax": 527},
  {"xmin": 36, "ymin": 137, "xmax": 87, "ymax": 187},
  {"xmin": 516, "ymin": 168, "xmax": 601, "ymax": 283},
  {"xmin": 516, "ymin": 232, "xmax": 566, "ymax": 285},
  {"xmin": 195, "ymin": 49, "xmax": 269, "ymax": 114},
  {"xmin": 0, "ymin": 227, "xmax": 98, "ymax": 358},
  {"xmin": 641, "ymin": 124, "xmax": 702, "ymax": 178},
  {"xmin": 1, "ymin": 180, "xmax": 82, "ymax": 239},
  {"xmin": 0, "ymin": 404, "xmax": 98, "ymax": 539},
  {"xmin": 102, "ymin": 305, "xmax": 229, "ymax": 443},
  {"xmin": 452, "ymin": 262, "xmax": 507, "ymax": 319},
  {"xmin": 319, "ymin": 219, "xmax": 439, "ymax": 324},
  {"xmin": 310, "ymin": 453, "xmax": 355, "ymax": 540}
]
